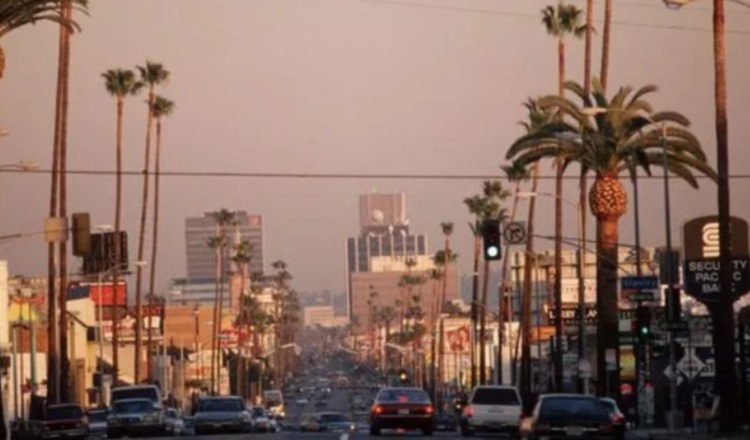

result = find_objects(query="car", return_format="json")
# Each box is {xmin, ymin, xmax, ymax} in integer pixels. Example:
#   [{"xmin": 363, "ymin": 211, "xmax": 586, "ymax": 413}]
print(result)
[
  {"xmin": 300, "ymin": 412, "xmax": 356, "ymax": 433},
  {"xmin": 164, "ymin": 408, "xmax": 185, "ymax": 436},
  {"xmin": 250, "ymin": 406, "xmax": 278, "ymax": 433},
  {"xmin": 599, "ymin": 397, "xmax": 626, "ymax": 440},
  {"xmin": 523, "ymin": 394, "xmax": 617, "ymax": 440},
  {"xmin": 39, "ymin": 404, "xmax": 88, "ymax": 440},
  {"xmin": 369, "ymin": 387, "xmax": 435, "ymax": 436},
  {"xmin": 193, "ymin": 396, "xmax": 252, "ymax": 434},
  {"xmin": 110, "ymin": 384, "xmax": 162, "ymax": 409},
  {"xmin": 460, "ymin": 385, "xmax": 523, "ymax": 437},
  {"xmin": 106, "ymin": 398, "xmax": 167, "ymax": 438},
  {"xmin": 86, "ymin": 408, "xmax": 109, "ymax": 439}
]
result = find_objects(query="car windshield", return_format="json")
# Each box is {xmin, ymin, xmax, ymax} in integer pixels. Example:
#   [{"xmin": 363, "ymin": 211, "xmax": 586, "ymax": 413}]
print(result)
[
  {"xmin": 599, "ymin": 399, "xmax": 617, "ymax": 412},
  {"xmin": 111, "ymin": 387, "xmax": 158, "ymax": 403},
  {"xmin": 377, "ymin": 389, "xmax": 430, "ymax": 403},
  {"xmin": 86, "ymin": 411, "xmax": 108, "ymax": 422},
  {"xmin": 198, "ymin": 399, "xmax": 244, "ymax": 412},
  {"xmin": 166, "ymin": 409, "xmax": 178, "ymax": 418},
  {"xmin": 320, "ymin": 413, "xmax": 351, "ymax": 423},
  {"xmin": 114, "ymin": 400, "xmax": 154, "ymax": 414},
  {"xmin": 252, "ymin": 407, "xmax": 266, "ymax": 417},
  {"xmin": 46, "ymin": 405, "xmax": 83, "ymax": 420},
  {"xmin": 540, "ymin": 397, "xmax": 608, "ymax": 420},
  {"xmin": 472, "ymin": 388, "xmax": 520, "ymax": 405}
]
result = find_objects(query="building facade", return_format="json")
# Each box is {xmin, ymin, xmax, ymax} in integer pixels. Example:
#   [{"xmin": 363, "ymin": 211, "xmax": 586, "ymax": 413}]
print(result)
[{"xmin": 185, "ymin": 211, "xmax": 264, "ymax": 281}]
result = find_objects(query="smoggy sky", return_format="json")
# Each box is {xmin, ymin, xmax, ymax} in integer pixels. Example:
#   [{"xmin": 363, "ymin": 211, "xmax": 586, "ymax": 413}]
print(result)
[{"xmin": 1, "ymin": 0, "xmax": 749, "ymax": 295}]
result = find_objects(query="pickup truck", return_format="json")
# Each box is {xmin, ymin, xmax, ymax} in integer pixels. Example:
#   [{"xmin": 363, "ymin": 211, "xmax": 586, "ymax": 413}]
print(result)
[{"xmin": 460, "ymin": 385, "xmax": 523, "ymax": 437}]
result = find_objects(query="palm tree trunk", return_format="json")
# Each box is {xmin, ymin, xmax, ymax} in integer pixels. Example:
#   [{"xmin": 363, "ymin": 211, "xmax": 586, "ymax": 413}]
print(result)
[
  {"xmin": 595, "ymin": 212, "xmax": 619, "ymax": 397},
  {"xmin": 112, "ymin": 96, "xmax": 124, "ymax": 385},
  {"xmin": 211, "ymin": 235, "xmax": 221, "ymax": 394},
  {"xmin": 711, "ymin": 0, "xmax": 741, "ymax": 432},
  {"xmin": 147, "ymin": 119, "xmax": 163, "ymax": 384},
  {"xmin": 552, "ymin": 36, "xmax": 566, "ymax": 393},
  {"xmin": 583, "ymin": 0, "xmax": 593, "ymax": 94},
  {"xmin": 470, "ymin": 233, "xmax": 480, "ymax": 388},
  {"xmin": 479, "ymin": 259, "xmax": 490, "ymax": 385},
  {"xmin": 600, "ymin": 0, "xmax": 612, "ymax": 93},
  {"xmin": 520, "ymin": 162, "xmax": 540, "ymax": 396},
  {"xmin": 135, "ymin": 88, "xmax": 156, "ymax": 383},
  {"xmin": 216, "ymin": 236, "xmax": 228, "ymax": 391},
  {"xmin": 57, "ymin": 0, "xmax": 72, "ymax": 401}
]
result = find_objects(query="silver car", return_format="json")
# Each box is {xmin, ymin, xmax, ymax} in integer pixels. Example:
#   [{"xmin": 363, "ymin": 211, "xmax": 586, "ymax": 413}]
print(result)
[
  {"xmin": 106, "ymin": 398, "xmax": 166, "ymax": 438},
  {"xmin": 193, "ymin": 396, "xmax": 252, "ymax": 434},
  {"xmin": 165, "ymin": 408, "xmax": 185, "ymax": 436}
]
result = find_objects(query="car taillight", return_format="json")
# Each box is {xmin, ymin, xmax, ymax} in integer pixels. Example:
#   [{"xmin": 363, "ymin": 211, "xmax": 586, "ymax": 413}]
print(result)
[
  {"xmin": 463, "ymin": 405, "xmax": 473, "ymax": 418},
  {"xmin": 610, "ymin": 413, "xmax": 624, "ymax": 423},
  {"xmin": 372, "ymin": 405, "xmax": 383, "ymax": 415},
  {"xmin": 425, "ymin": 405, "xmax": 434, "ymax": 415}
]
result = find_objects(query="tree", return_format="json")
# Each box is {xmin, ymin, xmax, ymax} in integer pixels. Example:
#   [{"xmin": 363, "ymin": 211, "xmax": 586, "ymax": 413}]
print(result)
[
  {"xmin": 207, "ymin": 209, "xmax": 235, "ymax": 393},
  {"xmin": 463, "ymin": 195, "xmax": 485, "ymax": 388},
  {"xmin": 146, "ymin": 95, "xmax": 174, "ymax": 382},
  {"xmin": 102, "ymin": 68, "xmax": 143, "ymax": 386},
  {"xmin": 542, "ymin": 1, "xmax": 585, "ymax": 391},
  {"xmin": 271, "ymin": 260, "xmax": 292, "ymax": 387},
  {"xmin": 506, "ymin": 79, "xmax": 716, "ymax": 397},
  {"xmin": 600, "ymin": 0, "xmax": 612, "ymax": 92},
  {"xmin": 134, "ymin": 61, "xmax": 169, "ymax": 383},
  {"xmin": 230, "ymin": 240, "xmax": 251, "ymax": 398},
  {"xmin": 0, "ymin": 0, "xmax": 86, "ymax": 79}
]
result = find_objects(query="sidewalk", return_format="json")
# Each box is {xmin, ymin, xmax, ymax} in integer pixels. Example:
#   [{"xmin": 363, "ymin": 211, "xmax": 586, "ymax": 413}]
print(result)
[{"xmin": 630, "ymin": 427, "xmax": 750, "ymax": 440}]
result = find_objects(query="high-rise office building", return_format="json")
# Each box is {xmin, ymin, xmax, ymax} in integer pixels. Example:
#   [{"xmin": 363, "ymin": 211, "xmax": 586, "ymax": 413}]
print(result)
[
  {"xmin": 345, "ymin": 192, "xmax": 458, "ymax": 333},
  {"xmin": 184, "ymin": 210, "xmax": 264, "ymax": 281}
]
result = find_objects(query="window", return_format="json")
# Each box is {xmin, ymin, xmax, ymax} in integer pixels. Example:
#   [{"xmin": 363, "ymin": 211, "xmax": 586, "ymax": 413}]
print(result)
[
  {"xmin": 46, "ymin": 405, "xmax": 83, "ymax": 421},
  {"xmin": 540, "ymin": 397, "xmax": 608, "ymax": 421},
  {"xmin": 471, "ymin": 388, "xmax": 521, "ymax": 406},
  {"xmin": 198, "ymin": 398, "xmax": 244, "ymax": 412},
  {"xmin": 377, "ymin": 389, "xmax": 430, "ymax": 403},
  {"xmin": 114, "ymin": 400, "xmax": 154, "ymax": 414}
]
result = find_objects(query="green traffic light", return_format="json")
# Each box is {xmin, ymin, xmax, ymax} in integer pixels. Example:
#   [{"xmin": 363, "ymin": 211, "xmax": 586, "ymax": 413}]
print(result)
[{"xmin": 640, "ymin": 326, "xmax": 649, "ymax": 336}]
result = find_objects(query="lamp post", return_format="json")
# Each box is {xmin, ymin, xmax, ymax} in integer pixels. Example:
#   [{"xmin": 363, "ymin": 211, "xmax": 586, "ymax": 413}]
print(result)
[
  {"xmin": 518, "ymin": 192, "xmax": 583, "ymax": 392},
  {"xmin": 96, "ymin": 260, "xmax": 147, "ymax": 404}
]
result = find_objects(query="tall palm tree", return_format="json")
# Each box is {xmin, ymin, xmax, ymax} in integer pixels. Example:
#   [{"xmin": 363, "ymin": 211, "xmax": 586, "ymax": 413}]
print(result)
[
  {"xmin": 102, "ymin": 68, "xmax": 143, "ymax": 385},
  {"xmin": 542, "ymin": 1, "xmax": 585, "ymax": 391},
  {"xmin": 0, "ymin": 0, "xmax": 87, "ymax": 408},
  {"xmin": 583, "ymin": 0, "xmax": 594, "ymax": 94},
  {"xmin": 54, "ymin": 0, "xmax": 74, "ymax": 404},
  {"xmin": 600, "ymin": 0, "xmax": 612, "ymax": 92},
  {"xmin": 710, "ymin": 0, "xmax": 741, "ymax": 432},
  {"xmin": 506, "ymin": 79, "xmax": 716, "ymax": 397},
  {"xmin": 208, "ymin": 209, "xmax": 235, "ymax": 393},
  {"xmin": 463, "ymin": 195, "xmax": 487, "ymax": 388},
  {"xmin": 271, "ymin": 260, "xmax": 292, "ymax": 386},
  {"xmin": 230, "ymin": 240, "xmax": 251, "ymax": 398},
  {"xmin": 145, "ymin": 95, "xmax": 174, "ymax": 380},
  {"xmin": 134, "ymin": 61, "xmax": 169, "ymax": 383}
]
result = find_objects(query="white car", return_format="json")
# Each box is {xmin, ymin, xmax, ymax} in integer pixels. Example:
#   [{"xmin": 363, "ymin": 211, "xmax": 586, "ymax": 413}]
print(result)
[
  {"xmin": 296, "ymin": 397, "xmax": 309, "ymax": 406},
  {"xmin": 460, "ymin": 385, "xmax": 523, "ymax": 437},
  {"xmin": 250, "ymin": 406, "xmax": 279, "ymax": 433},
  {"xmin": 165, "ymin": 408, "xmax": 184, "ymax": 436}
]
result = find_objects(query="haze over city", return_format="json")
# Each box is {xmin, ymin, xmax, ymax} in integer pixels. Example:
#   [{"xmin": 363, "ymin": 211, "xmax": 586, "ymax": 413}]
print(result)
[{"xmin": 2, "ymin": 0, "xmax": 750, "ymax": 293}]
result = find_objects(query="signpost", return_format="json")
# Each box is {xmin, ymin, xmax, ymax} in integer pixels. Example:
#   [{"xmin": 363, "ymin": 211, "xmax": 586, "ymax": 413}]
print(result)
[
  {"xmin": 682, "ymin": 216, "xmax": 750, "ymax": 302},
  {"xmin": 503, "ymin": 222, "xmax": 527, "ymax": 245}
]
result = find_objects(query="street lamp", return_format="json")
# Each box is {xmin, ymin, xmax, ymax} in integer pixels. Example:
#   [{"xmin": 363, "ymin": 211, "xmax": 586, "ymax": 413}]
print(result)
[
  {"xmin": 518, "ymin": 191, "xmax": 583, "ymax": 393},
  {"xmin": 96, "ymin": 260, "xmax": 147, "ymax": 405}
]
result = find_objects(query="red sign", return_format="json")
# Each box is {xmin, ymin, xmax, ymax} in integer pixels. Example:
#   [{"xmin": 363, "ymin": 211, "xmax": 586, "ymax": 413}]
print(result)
[{"xmin": 89, "ymin": 282, "xmax": 127, "ymax": 306}]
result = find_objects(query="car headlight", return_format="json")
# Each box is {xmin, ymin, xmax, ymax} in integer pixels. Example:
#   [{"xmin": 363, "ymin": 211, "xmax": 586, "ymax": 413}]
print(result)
[{"xmin": 240, "ymin": 412, "xmax": 251, "ymax": 421}]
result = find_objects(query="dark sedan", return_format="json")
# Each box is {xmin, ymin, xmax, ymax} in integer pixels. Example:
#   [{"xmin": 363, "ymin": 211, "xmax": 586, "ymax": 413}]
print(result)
[
  {"xmin": 523, "ymin": 394, "xmax": 616, "ymax": 440},
  {"xmin": 193, "ymin": 396, "xmax": 252, "ymax": 434},
  {"xmin": 369, "ymin": 387, "xmax": 435, "ymax": 436}
]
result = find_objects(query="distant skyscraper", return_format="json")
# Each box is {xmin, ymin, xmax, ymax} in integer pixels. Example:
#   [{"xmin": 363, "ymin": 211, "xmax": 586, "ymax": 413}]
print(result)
[{"xmin": 185, "ymin": 211, "xmax": 264, "ymax": 282}]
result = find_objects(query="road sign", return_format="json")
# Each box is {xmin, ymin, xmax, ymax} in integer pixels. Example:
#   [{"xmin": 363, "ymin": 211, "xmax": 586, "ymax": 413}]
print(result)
[
  {"xmin": 503, "ymin": 221, "xmax": 527, "ymax": 245},
  {"xmin": 658, "ymin": 320, "xmax": 688, "ymax": 332},
  {"xmin": 676, "ymin": 350, "xmax": 706, "ymax": 380},
  {"xmin": 627, "ymin": 291, "xmax": 655, "ymax": 302},
  {"xmin": 682, "ymin": 215, "xmax": 750, "ymax": 302},
  {"xmin": 578, "ymin": 359, "xmax": 591, "ymax": 379},
  {"xmin": 621, "ymin": 276, "xmax": 659, "ymax": 291}
]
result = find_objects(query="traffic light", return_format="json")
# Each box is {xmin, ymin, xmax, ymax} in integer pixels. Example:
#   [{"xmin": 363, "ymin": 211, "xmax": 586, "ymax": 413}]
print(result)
[
  {"xmin": 635, "ymin": 306, "xmax": 651, "ymax": 341},
  {"xmin": 398, "ymin": 369, "xmax": 409, "ymax": 385},
  {"xmin": 480, "ymin": 219, "xmax": 501, "ymax": 261}
]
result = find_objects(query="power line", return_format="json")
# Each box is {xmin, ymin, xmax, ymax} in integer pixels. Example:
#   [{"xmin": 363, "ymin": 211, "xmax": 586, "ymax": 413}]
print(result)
[
  {"xmin": 333, "ymin": 0, "xmax": 750, "ymax": 35},
  {"xmin": 3, "ymin": 168, "xmax": 749, "ymax": 181}
]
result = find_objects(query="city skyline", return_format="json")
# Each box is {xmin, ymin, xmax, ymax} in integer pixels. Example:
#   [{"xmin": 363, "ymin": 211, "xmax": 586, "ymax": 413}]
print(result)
[{"xmin": 0, "ymin": 0, "xmax": 749, "ymax": 293}]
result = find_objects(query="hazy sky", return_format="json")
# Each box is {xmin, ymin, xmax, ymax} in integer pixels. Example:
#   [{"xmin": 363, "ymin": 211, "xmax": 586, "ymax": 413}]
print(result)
[{"xmin": 1, "ymin": 0, "xmax": 749, "ymax": 295}]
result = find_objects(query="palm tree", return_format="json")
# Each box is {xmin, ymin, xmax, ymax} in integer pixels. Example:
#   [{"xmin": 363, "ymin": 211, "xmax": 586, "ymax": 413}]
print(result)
[
  {"xmin": 463, "ymin": 195, "xmax": 486, "ymax": 388},
  {"xmin": 271, "ymin": 260, "xmax": 292, "ymax": 386},
  {"xmin": 208, "ymin": 209, "xmax": 235, "ymax": 393},
  {"xmin": 145, "ymin": 95, "xmax": 174, "ymax": 381},
  {"xmin": 230, "ymin": 240, "xmax": 252, "ymax": 397},
  {"xmin": 102, "ymin": 68, "xmax": 143, "ymax": 385},
  {"xmin": 0, "ymin": 0, "xmax": 86, "ymax": 79},
  {"xmin": 600, "ymin": 0, "xmax": 612, "ymax": 92},
  {"xmin": 506, "ymin": 79, "xmax": 716, "ymax": 397},
  {"xmin": 583, "ymin": 0, "xmax": 594, "ymax": 94},
  {"xmin": 542, "ymin": 1, "xmax": 585, "ymax": 391},
  {"xmin": 134, "ymin": 61, "xmax": 169, "ymax": 383}
]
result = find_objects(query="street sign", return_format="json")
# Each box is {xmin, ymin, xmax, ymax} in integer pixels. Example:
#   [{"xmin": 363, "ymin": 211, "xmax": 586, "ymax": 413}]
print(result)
[
  {"xmin": 676, "ymin": 350, "xmax": 706, "ymax": 380},
  {"xmin": 682, "ymin": 215, "xmax": 750, "ymax": 302},
  {"xmin": 658, "ymin": 320, "xmax": 688, "ymax": 332},
  {"xmin": 621, "ymin": 276, "xmax": 659, "ymax": 291},
  {"xmin": 578, "ymin": 359, "xmax": 591, "ymax": 378},
  {"xmin": 503, "ymin": 221, "xmax": 527, "ymax": 245},
  {"xmin": 627, "ymin": 291, "xmax": 655, "ymax": 302}
]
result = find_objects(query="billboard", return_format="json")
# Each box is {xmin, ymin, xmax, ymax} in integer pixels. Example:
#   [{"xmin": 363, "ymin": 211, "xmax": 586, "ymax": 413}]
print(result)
[{"xmin": 88, "ymin": 282, "xmax": 127, "ymax": 307}]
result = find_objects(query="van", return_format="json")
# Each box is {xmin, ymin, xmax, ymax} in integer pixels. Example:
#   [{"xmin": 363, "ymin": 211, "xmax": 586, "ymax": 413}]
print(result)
[
  {"xmin": 110, "ymin": 385, "xmax": 163, "ymax": 409},
  {"xmin": 460, "ymin": 385, "xmax": 523, "ymax": 437}
]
